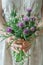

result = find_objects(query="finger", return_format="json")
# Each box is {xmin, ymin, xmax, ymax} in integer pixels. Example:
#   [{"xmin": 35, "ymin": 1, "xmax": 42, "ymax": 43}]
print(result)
[
  {"xmin": 23, "ymin": 47, "xmax": 30, "ymax": 52},
  {"xmin": 13, "ymin": 44, "xmax": 22, "ymax": 48},
  {"xmin": 22, "ymin": 43, "xmax": 31, "ymax": 52},
  {"xmin": 22, "ymin": 41, "xmax": 31, "ymax": 48},
  {"xmin": 16, "ymin": 39, "xmax": 24, "ymax": 44},
  {"xmin": 11, "ymin": 43, "xmax": 22, "ymax": 48},
  {"xmin": 6, "ymin": 36, "xmax": 15, "ymax": 43},
  {"xmin": 11, "ymin": 47, "xmax": 19, "ymax": 53}
]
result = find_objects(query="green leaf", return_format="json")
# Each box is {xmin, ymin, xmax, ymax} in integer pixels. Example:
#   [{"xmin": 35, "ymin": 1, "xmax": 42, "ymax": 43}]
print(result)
[
  {"xmin": 14, "ymin": 50, "xmax": 25, "ymax": 62},
  {"xmin": 29, "ymin": 21, "xmax": 35, "ymax": 28},
  {"xmin": 19, "ymin": 50, "xmax": 25, "ymax": 56},
  {"xmin": 31, "ymin": 33, "xmax": 36, "ymax": 38},
  {"xmin": 23, "ymin": 34, "xmax": 27, "ymax": 40},
  {"xmin": 14, "ymin": 18, "xmax": 19, "ymax": 24},
  {"xmin": 10, "ymin": 10, "xmax": 16, "ymax": 17},
  {"xmin": 15, "ymin": 29, "xmax": 22, "ymax": 38},
  {"xmin": 13, "ymin": 51, "xmax": 15, "ymax": 56},
  {"xmin": 16, "ymin": 53, "xmax": 23, "ymax": 62}
]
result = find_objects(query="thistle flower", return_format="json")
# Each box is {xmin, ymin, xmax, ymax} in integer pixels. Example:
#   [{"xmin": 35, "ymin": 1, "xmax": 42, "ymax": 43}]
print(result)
[
  {"xmin": 30, "ymin": 27, "xmax": 36, "ymax": 32},
  {"xmin": 6, "ymin": 27, "xmax": 12, "ymax": 32},
  {"xmin": 23, "ymin": 29, "xmax": 29, "ymax": 34},
  {"xmin": 26, "ymin": 8, "xmax": 32, "ymax": 12},
  {"xmin": 17, "ymin": 22, "xmax": 24, "ymax": 28},
  {"xmin": 30, "ymin": 17, "xmax": 36, "ymax": 21},
  {"xmin": 23, "ymin": 16, "xmax": 29, "ymax": 22}
]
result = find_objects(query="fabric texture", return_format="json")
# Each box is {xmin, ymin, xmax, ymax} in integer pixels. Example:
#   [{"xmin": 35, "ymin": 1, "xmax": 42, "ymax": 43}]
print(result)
[{"xmin": 2, "ymin": 0, "xmax": 42, "ymax": 21}]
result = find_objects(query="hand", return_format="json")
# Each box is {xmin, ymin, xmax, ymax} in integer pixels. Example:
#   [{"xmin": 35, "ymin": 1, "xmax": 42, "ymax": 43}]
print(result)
[{"xmin": 6, "ymin": 36, "xmax": 31, "ymax": 53}]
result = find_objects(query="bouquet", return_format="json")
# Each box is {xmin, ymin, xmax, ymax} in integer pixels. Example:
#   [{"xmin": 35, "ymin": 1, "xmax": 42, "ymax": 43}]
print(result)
[{"xmin": 0, "ymin": 8, "xmax": 42, "ymax": 65}]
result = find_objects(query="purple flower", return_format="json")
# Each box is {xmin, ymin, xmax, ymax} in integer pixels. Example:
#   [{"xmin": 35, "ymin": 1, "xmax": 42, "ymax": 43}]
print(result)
[
  {"xmin": 26, "ymin": 8, "xmax": 32, "ymax": 12},
  {"xmin": 30, "ymin": 27, "xmax": 35, "ymax": 32},
  {"xmin": 23, "ymin": 29, "xmax": 29, "ymax": 34},
  {"xmin": 23, "ymin": 16, "xmax": 29, "ymax": 22},
  {"xmin": 17, "ymin": 22, "xmax": 24, "ymax": 28},
  {"xmin": 30, "ymin": 17, "xmax": 36, "ymax": 21},
  {"xmin": 6, "ymin": 27, "xmax": 12, "ymax": 33}
]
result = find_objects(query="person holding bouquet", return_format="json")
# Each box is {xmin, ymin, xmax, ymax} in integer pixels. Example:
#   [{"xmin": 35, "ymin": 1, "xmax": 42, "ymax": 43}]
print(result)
[{"xmin": 0, "ymin": 0, "xmax": 43, "ymax": 65}]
